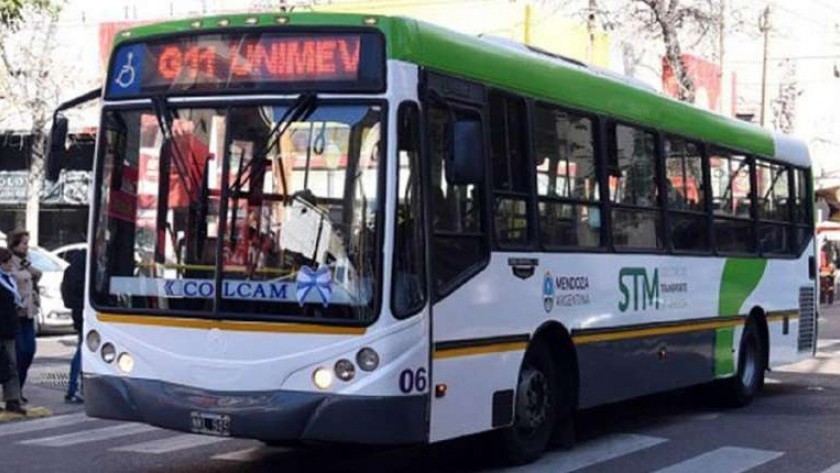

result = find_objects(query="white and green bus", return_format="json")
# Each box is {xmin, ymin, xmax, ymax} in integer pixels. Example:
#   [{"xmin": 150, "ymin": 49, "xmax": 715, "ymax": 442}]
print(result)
[{"xmin": 48, "ymin": 12, "xmax": 815, "ymax": 464}]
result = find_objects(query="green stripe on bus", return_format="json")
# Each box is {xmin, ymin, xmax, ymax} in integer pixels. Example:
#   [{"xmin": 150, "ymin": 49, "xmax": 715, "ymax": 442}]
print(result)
[
  {"xmin": 715, "ymin": 258, "xmax": 768, "ymax": 376},
  {"xmin": 113, "ymin": 13, "xmax": 775, "ymax": 158}
]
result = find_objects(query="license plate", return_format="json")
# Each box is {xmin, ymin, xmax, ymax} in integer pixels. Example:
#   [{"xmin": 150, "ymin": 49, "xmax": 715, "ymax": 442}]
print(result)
[{"xmin": 190, "ymin": 412, "xmax": 231, "ymax": 437}]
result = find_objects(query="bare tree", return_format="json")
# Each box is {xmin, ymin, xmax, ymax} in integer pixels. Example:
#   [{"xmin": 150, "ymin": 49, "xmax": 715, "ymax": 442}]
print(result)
[
  {"xmin": 772, "ymin": 59, "xmax": 800, "ymax": 134},
  {"xmin": 561, "ymin": 0, "xmax": 762, "ymax": 104},
  {"xmin": 0, "ymin": 0, "xmax": 54, "ymax": 28},
  {"xmin": 0, "ymin": 1, "xmax": 74, "ymax": 243},
  {"xmin": 632, "ymin": 0, "xmax": 721, "ymax": 102}
]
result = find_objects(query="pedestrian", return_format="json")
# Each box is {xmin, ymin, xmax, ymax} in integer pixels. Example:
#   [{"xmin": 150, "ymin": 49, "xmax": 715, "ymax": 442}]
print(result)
[
  {"xmin": 61, "ymin": 249, "xmax": 85, "ymax": 403},
  {"xmin": 8, "ymin": 229, "xmax": 41, "ymax": 403},
  {"xmin": 0, "ymin": 248, "xmax": 26, "ymax": 414}
]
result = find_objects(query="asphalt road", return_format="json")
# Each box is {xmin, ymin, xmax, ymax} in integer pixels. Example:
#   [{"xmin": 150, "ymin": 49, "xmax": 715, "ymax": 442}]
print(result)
[{"xmin": 4, "ymin": 307, "xmax": 840, "ymax": 473}]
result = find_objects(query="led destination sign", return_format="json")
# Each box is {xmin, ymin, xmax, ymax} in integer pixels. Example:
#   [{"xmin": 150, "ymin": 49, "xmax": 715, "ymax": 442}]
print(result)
[{"xmin": 107, "ymin": 31, "xmax": 384, "ymax": 98}]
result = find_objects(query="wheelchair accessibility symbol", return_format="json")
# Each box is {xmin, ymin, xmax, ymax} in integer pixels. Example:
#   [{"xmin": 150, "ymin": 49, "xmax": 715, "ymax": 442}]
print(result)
[{"xmin": 115, "ymin": 52, "xmax": 136, "ymax": 89}]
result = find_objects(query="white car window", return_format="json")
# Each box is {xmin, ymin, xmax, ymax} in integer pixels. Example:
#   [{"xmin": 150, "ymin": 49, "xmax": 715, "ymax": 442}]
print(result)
[{"xmin": 29, "ymin": 249, "xmax": 65, "ymax": 272}]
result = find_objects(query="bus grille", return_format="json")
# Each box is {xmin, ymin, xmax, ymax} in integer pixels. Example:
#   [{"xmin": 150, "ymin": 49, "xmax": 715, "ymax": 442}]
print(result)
[{"xmin": 798, "ymin": 286, "xmax": 817, "ymax": 353}]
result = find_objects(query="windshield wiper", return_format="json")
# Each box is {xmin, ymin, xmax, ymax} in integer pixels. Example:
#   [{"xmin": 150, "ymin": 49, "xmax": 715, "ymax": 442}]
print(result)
[
  {"xmin": 229, "ymin": 93, "xmax": 318, "ymax": 197},
  {"xmin": 227, "ymin": 92, "xmax": 318, "ymax": 251}
]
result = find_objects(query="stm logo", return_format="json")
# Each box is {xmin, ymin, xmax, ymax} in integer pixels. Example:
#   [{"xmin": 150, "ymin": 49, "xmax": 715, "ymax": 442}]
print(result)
[
  {"xmin": 543, "ymin": 271, "xmax": 555, "ymax": 313},
  {"xmin": 618, "ymin": 267, "xmax": 660, "ymax": 312}
]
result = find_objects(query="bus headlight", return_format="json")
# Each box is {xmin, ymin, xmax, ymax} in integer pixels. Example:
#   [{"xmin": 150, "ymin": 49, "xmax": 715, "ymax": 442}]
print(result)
[
  {"xmin": 334, "ymin": 359, "xmax": 355, "ymax": 382},
  {"xmin": 312, "ymin": 367, "xmax": 333, "ymax": 390},
  {"xmin": 86, "ymin": 330, "xmax": 101, "ymax": 352},
  {"xmin": 117, "ymin": 352, "xmax": 134, "ymax": 374},
  {"xmin": 356, "ymin": 347, "xmax": 379, "ymax": 372},
  {"xmin": 101, "ymin": 343, "xmax": 116, "ymax": 363}
]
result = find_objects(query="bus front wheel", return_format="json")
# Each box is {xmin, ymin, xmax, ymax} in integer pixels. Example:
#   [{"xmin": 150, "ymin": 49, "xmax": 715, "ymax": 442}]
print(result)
[
  {"xmin": 724, "ymin": 320, "xmax": 765, "ymax": 407},
  {"xmin": 501, "ymin": 339, "xmax": 558, "ymax": 465}
]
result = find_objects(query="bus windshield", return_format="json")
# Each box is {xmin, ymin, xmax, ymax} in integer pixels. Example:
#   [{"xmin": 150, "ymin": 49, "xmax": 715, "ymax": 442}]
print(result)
[{"xmin": 91, "ymin": 101, "xmax": 383, "ymax": 323}]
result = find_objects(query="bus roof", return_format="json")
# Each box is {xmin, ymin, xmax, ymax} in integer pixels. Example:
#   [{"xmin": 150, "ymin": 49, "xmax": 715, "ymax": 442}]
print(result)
[{"xmin": 114, "ymin": 12, "xmax": 810, "ymax": 168}]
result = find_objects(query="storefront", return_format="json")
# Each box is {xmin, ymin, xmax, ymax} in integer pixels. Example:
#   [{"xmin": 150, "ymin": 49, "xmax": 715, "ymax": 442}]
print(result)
[{"xmin": 0, "ymin": 131, "xmax": 94, "ymax": 250}]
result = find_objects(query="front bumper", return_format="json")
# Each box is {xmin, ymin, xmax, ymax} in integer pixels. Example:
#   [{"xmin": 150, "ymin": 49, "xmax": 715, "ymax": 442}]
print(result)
[{"xmin": 84, "ymin": 374, "xmax": 427, "ymax": 445}]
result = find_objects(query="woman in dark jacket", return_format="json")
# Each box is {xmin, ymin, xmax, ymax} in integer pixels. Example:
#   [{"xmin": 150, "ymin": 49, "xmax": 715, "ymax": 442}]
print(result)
[{"xmin": 0, "ymin": 248, "xmax": 25, "ymax": 414}]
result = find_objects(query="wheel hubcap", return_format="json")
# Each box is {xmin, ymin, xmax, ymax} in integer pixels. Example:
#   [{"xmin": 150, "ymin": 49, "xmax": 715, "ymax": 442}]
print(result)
[
  {"xmin": 741, "ymin": 335, "xmax": 757, "ymax": 387},
  {"xmin": 515, "ymin": 365, "xmax": 550, "ymax": 435}
]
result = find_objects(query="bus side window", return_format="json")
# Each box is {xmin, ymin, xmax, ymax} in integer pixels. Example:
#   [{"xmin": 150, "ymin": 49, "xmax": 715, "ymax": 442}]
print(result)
[
  {"xmin": 533, "ymin": 104, "xmax": 600, "ymax": 249},
  {"xmin": 709, "ymin": 148, "xmax": 755, "ymax": 254},
  {"xmin": 393, "ymin": 102, "xmax": 426, "ymax": 317},
  {"xmin": 664, "ymin": 136, "xmax": 709, "ymax": 252},
  {"xmin": 428, "ymin": 101, "xmax": 487, "ymax": 296},
  {"xmin": 609, "ymin": 124, "xmax": 662, "ymax": 250},
  {"xmin": 489, "ymin": 91, "xmax": 532, "ymax": 247}
]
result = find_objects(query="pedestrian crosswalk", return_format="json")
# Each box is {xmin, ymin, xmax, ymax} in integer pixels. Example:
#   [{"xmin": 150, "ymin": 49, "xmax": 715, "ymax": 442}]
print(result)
[
  {"xmin": 650, "ymin": 447, "xmax": 783, "ymax": 473},
  {"xmin": 0, "ymin": 411, "xmax": 815, "ymax": 472},
  {"xmin": 20, "ymin": 422, "xmax": 159, "ymax": 447},
  {"xmin": 113, "ymin": 432, "xmax": 231, "ymax": 454}
]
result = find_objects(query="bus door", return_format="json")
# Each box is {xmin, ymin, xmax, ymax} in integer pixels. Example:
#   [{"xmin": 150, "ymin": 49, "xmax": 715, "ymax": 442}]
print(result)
[{"xmin": 422, "ymin": 73, "xmax": 496, "ymax": 442}]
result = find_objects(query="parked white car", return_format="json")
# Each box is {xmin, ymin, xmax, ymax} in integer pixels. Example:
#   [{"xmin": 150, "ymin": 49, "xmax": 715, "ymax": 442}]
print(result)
[
  {"xmin": 51, "ymin": 242, "xmax": 87, "ymax": 265},
  {"xmin": 29, "ymin": 247, "xmax": 73, "ymax": 335}
]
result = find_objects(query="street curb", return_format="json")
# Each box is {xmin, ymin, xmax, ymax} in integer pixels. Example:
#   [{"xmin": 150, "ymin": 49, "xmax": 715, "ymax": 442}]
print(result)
[{"xmin": 0, "ymin": 406, "xmax": 52, "ymax": 422}]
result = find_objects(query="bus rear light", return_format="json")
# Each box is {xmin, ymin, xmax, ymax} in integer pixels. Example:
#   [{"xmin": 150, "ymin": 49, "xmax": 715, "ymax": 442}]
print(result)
[
  {"xmin": 356, "ymin": 348, "xmax": 379, "ymax": 372},
  {"xmin": 312, "ymin": 367, "xmax": 333, "ymax": 390},
  {"xmin": 117, "ymin": 352, "xmax": 134, "ymax": 373},
  {"xmin": 334, "ymin": 359, "xmax": 355, "ymax": 382},
  {"xmin": 101, "ymin": 343, "xmax": 117, "ymax": 363},
  {"xmin": 86, "ymin": 330, "xmax": 101, "ymax": 352}
]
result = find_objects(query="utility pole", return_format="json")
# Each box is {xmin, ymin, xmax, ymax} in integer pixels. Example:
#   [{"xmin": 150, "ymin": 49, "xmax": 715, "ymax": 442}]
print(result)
[
  {"xmin": 523, "ymin": 3, "xmax": 532, "ymax": 46},
  {"xmin": 759, "ymin": 4, "xmax": 772, "ymax": 127},
  {"xmin": 587, "ymin": 0, "xmax": 597, "ymax": 63},
  {"xmin": 718, "ymin": 0, "xmax": 729, "ymax": 115}
]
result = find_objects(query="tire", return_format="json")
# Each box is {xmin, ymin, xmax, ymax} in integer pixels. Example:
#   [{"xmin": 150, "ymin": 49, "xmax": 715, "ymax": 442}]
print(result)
[
  {"xmin": 500, "ymin": 339, "xmax": 558, "ymax": 465},
  {"xmin": 723, "ymin": 321, "xmax": 765, "ymax": 407}
]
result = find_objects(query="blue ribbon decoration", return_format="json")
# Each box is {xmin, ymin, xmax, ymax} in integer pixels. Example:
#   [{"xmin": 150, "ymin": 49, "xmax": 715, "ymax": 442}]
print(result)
[{"xmin": 295, "ymin": 265, "xmax": 333, "ymax": 307}]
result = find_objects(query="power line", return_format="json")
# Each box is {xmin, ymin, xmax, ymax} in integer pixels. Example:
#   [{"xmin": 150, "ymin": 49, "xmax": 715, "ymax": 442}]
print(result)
[{"xmin": 731, "ymin": 54, "xmax": 840, "ymax": 64}]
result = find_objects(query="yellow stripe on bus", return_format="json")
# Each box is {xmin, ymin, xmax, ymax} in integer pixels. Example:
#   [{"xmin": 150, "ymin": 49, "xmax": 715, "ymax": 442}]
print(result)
[
  {"xmin": 572, "ymin": 319, "xmax": 745, "ymax": 345},
  {"xmin": 433, "ymin": 341, "xmax": 528, "ymax": 360},
  {"xmin": 766, "ymin": 310, "xmax": 799, "ymax": 322},
  {"xmin": 573, "ymin": 310, "xmax": 799, "ymax": 345},
  {"xmin": 96, "ymin": 313, "xmax": 366, "ymax": 335}
]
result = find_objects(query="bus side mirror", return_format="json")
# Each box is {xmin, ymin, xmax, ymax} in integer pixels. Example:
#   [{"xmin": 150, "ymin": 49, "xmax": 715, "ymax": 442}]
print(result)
[
  {"xmin": 447, "ymin": 119, "xmax": 484, "ymax": 185},
  {"xmin": 46, "ymin": 115, "xmax": 68, "ymax": 182}
]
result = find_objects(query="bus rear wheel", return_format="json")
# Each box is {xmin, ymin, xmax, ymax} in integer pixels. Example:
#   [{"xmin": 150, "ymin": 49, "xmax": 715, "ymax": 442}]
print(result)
[
  {"xmin": 500, "ymin": 339, "xmax": 558, "ymax": 465},
  {"xmin": 723, "ymin": 320, "xmax": 765, "ymax": 407}
]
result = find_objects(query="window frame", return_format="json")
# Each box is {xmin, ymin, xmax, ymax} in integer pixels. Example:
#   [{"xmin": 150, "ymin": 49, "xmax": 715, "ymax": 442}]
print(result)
[
  {"xmin": 391, "ymin": 101, "xmax": 427, "ymax": 319},
  {"xmin": 662, "ymin": 133, "xmax": 713, "ymax": 255},
  {"xmin": 423, "ymin": 71, "xmax": 491, "ymax": 301},
  {"xmin": 792, "ymin": 165, "xmax": 814, "ymax": 256},
  {"xmin": 531, "ymin": 100, "xmax": 606, "ymax": 252},
  {"xmin": 89, "ymin": 98, "xmax": 389, "ymax": 327},
  {"xmin": 606, "ymin": 119, "xmax": 666, "ymax": 253},
  {"xmin": 706, "ymin": 147, "xmax": 758, "ymax": 257},
  {"xmin": 487, "ymin": 89, "xmax": 537, "ymax": 251},
  {"xmin": 753, "ymin": 156, "xmax": 796, "ymax": 257}
]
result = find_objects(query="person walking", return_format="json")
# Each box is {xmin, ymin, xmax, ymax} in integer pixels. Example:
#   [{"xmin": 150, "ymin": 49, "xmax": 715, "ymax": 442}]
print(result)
[
  {"xmin": 61, "ymin": 249, "xmax": 85, "ymax": 403},
  {"xmin": 8, "ymin": 229, "xmax": 41, "ymax": 403},
  {"xmin": 0, "ymin": 248, "xmax": 26, "ymax": 414}
]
